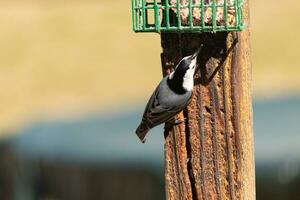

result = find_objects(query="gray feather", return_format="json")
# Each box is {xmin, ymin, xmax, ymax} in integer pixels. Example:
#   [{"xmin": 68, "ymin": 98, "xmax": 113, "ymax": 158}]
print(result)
[{"xmin": 136, "ymin": 77, "xmax": 192, "ymax": 143}]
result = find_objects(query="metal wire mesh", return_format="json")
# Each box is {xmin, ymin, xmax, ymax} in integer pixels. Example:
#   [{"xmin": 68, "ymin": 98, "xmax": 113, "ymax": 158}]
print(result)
[{"xmin": 132, "ymin": 0, "xmax": 245, "ymax": 33}]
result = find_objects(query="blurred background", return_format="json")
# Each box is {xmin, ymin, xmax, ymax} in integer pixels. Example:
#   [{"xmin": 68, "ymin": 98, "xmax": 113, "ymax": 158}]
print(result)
[{"xmin": 0, "ymin": 0, "xmax": 299, "ymax": 199}]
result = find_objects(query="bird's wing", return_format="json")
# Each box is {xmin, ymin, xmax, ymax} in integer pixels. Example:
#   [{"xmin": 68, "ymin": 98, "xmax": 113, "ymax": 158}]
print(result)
[{"xmin": 142, "ymin": 86, "xmax": 192, "ymax": 128}]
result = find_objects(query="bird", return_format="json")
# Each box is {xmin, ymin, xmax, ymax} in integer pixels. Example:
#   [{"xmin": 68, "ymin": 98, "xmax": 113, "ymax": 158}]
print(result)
[{"xmin": 135, "ymin": 46, "xmax": 202, "ymax": 143}]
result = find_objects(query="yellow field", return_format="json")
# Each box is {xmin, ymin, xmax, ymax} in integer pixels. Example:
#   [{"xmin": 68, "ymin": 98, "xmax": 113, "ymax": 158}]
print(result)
[
  {"xmin": 0, "ymin": 0, "xmax": 299, "ymax": 135},
  {"xmin": 251, "ymin": 0, "xmax": 300, "ymax": 98}
]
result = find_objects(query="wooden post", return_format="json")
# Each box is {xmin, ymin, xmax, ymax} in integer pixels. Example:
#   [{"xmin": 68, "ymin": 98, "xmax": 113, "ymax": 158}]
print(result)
[{"xmin": 160, "ymin": 2, "xmax": 255, "ymax": 200}]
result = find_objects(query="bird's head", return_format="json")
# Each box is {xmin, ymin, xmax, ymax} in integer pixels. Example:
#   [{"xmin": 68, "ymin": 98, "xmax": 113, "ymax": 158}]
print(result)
[
  {"xmin": 168, "ymin": 46, "xmax": 203, "ymax": 92},
  {"xmin": 171, "ymin": 46, "xmax": 202, "ymax": 79}
]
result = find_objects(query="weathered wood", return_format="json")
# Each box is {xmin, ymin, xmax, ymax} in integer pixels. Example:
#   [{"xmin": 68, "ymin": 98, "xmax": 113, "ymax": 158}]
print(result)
[{"xmin": 160, "ymin": 2, "xmax": 254, "ymax": 200}]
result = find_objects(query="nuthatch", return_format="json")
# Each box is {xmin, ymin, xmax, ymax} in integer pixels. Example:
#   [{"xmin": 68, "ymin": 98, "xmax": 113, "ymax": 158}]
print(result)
[{"xmin": 136, "ymin": 47, "xmax": 202, "ymax": 143}]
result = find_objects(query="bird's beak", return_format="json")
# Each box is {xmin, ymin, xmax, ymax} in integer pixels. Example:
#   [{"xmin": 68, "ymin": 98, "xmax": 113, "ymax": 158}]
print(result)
[{"xmin": 192, "ymin": 45, "xmax": 203, "ymax": 59}]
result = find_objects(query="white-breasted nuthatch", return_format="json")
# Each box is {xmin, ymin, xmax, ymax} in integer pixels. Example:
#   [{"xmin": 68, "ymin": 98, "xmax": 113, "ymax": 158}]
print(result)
[{"xmin": 136, "ymin": 47, "xmax": 202, "ymax": 143}]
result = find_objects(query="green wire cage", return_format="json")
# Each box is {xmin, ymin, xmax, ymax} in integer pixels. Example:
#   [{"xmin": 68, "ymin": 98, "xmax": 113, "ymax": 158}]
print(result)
[{"xmin": 132, "ymin": 0, "xmax": 245, "ymax": 33}]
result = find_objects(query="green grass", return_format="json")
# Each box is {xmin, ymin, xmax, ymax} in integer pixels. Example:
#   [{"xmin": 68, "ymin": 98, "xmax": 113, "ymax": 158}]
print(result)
[{"xmin": 0, "ymin": 0, "xmax": 299, "ymax": 135}]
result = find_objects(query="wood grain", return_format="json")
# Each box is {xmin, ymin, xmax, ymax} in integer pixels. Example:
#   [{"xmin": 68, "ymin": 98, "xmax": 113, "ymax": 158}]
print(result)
[{"xmin": 160, "ymin": 3, "xmax": 255, "ymax": 200}]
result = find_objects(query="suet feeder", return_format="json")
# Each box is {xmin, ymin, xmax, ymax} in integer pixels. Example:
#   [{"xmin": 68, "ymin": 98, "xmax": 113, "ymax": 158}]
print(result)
[{"xmin": 132, "ymin": 0, "xmax": 245, "ymax": 33}]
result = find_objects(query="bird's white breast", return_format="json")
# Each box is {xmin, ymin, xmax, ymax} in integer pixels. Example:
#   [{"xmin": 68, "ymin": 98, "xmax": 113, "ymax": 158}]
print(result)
[
  {"xmin": 182, "ymin": 76, "xmax": 194, "ymax": 91},
  {"xmin": 182, "ymin": 60, "xmax": 196, "ymax": 91}
]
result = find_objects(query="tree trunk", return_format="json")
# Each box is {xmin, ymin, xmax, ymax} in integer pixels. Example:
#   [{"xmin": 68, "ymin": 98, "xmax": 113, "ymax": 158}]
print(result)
[{"xmin": 160, "ymin": 3, "xmax": 255, "ymax": 200}]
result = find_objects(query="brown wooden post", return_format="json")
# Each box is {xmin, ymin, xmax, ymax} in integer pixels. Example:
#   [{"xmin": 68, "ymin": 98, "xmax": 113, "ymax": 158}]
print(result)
[{"xmin": 160, "ymin": 2, "xmax": 255, "ymax": 200}]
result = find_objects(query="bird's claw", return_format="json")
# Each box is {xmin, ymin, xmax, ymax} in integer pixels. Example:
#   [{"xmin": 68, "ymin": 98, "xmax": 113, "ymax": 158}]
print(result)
[
  {"xmin": 168, "ymin": 116, "xmax": 186, "ymax": 126},
  {"xmin": 174, "ymin": 115, "xmax": 187, "ymax": 125},
  {"xmin": 174, "ymin": 118, "xmax": 185, "ymax": 125}
]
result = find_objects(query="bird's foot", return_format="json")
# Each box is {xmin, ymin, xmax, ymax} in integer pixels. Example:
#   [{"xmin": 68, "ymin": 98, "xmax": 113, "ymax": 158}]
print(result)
[
  {"xmin": 174, "ymin": 118, "xmax": 185, "ymax": 125},
  {"xmin": 173, "ymin": 115, "xmax": 186, "ymax": 125},
  {"xmin": 164, "ymin": 116, "xmax": 186, "ymax": 138},
  {"xmin": 167, "ymin": 116, "xmax": 186, "ymax": 126}
]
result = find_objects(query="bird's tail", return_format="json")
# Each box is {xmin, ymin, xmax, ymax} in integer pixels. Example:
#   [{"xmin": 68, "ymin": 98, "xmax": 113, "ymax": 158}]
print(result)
[{"xmin": 135, "ymin": 122, "xmax": 150, "ymax": 143}]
